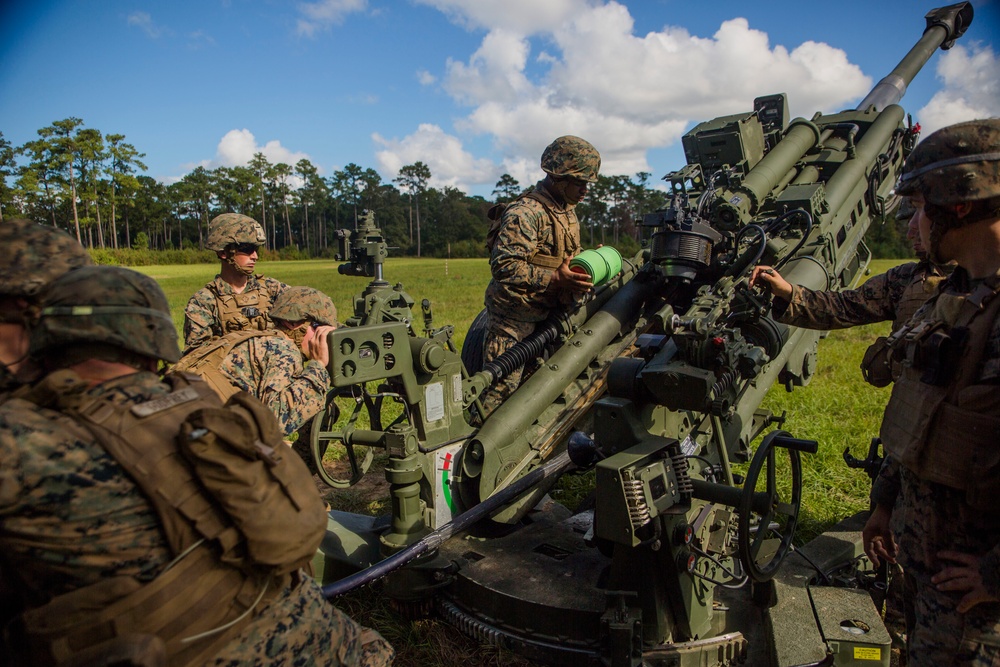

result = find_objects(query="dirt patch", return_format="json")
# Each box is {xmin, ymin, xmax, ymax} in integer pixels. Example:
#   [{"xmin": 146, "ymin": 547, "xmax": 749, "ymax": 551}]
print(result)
[{"xmin": 317, "ymin": 452, "xmax": 391, "ymax": 515}]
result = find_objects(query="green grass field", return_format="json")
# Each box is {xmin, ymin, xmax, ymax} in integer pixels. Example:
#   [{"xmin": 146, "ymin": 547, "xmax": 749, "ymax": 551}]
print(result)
[{"xmin": 135, "ymin": 257, "xmax": 904, "ymax": 666}]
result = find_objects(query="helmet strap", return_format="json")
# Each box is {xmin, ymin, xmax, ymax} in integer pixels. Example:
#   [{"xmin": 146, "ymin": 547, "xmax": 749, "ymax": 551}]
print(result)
[
  {"xmin": 282, "ymin": 323, "xmax": 309, "ymax": 352},
  {"xmin": 223, "ymin": 251, "xmax": 255, "ymax": 277},
  {"xmin": 928, "ymin": 222, "xmax": 949, "ymax": 265},
  {"xmin": 544, "ymin": 176, "xmax": 573, "ymax": 208}
]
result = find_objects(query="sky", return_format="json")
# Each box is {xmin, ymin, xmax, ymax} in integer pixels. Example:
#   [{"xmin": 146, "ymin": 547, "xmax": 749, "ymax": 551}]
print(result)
[{"xmin": 1, "ymin": 0, "xmax": 998, "ymax": 199}]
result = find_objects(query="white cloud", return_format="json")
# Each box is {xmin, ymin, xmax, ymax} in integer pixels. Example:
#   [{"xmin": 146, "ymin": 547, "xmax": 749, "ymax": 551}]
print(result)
[
  {"xmin": 443, "ymin": 30, "xmax": 533, "ymax": 105},
  {"xmin": 414, "ymin": 0, "xmax": 593, "ymax": 35},
  {"xmin": 127, "ymin": 12, "xmax": 164, "ymax": 39},
  {"xmin": 214, "ymin": 129, "xmax": 311, "ymax": 169},
  {"xmin": 417, "ymin": 70, "xmax": 437, "ymax": 86},
  {"xmin": 297, "ymin": 0, "xmax": 367, "ymax": 37},
  {"xmin": 373, "ymin": 124, "xmax": 496, "ymax": 192},
  {"xmin": 172, "ymin": 130, "xmax": 313, "ymax": 184},
  {"xmin": 916, "ymin": 43, "xmax": 1000, "ymax": 137},
  {"xmin": 422, "ymin": 1, "xmax": 872, "ymax": 189}
]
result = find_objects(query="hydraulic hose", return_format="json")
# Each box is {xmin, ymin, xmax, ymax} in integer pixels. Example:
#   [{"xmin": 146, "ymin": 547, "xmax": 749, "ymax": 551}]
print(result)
[
  {"xmin": 321, "ymin": 450, "xmax": 574, "ymax": 599},
  {"xmin": 481, "ymin": 319, "xmax": 561, "ymax": 384}
]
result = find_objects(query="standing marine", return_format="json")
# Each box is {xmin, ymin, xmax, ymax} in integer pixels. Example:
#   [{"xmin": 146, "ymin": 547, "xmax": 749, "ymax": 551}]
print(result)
[
  {"xmin": 174, "ymin": 286, "xmax": 338, "ymax": 437},
  {"xmin": 183, "ymin": 213, "xmax": 288, "ymax": 353},
  {"xmin": 480, "ymin": 135, "xmax": 600, "ymax": 416},
  {"xmin": 0, "ymin": 264, "xmax": 393, "ymax": 666},
  {"xmin": 861, "ymin": 118, "xmax": 1000, "ymax": 667}
]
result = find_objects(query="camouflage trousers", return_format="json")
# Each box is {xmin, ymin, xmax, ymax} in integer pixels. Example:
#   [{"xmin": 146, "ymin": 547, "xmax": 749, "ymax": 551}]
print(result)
[
  {"xmin": 901, "ymin": 572, "xmax": 1000, "ymax": 667},
  {"xmin": 209, "ymin": 574, "xmax": 394, "ymax": 666},
  {"xmin": 890, "ymin": 468, "xmax": 1000, "ymax": 667},
  {"xmin": 479, "ymin": 316, "xmax": 540, "ymax": 419}
]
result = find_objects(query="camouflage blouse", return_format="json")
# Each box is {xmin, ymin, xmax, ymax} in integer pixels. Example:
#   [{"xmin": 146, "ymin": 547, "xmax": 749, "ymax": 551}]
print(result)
[
  {"xmin": 0, "ymin": 370, "xmax": 392, "ymax": 666},
  {"xmin": 219, "ymin": 333, "xmax": 331, "ymax": 437},
  {"xmin": 776, "ymin": 260, "xmax": 947, "ymax": 332},
  {"xmin": 0, "ymin": 372, "xmax": 174, "ymax": 604},
  {"xmin": 184, "ymin": 274, "xmax": 288, "ymax": 352},
  {"xmin": 485, "ymin": 180, "xmax": 582, "ymax": 323}
]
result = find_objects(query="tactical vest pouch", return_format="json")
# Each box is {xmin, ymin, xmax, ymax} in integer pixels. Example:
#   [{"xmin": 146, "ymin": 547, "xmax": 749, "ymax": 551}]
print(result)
[
  {"xmin": 861, "ymin": 336, "xmax": 893, "ymax": 388},
  {"xmin": 211, "ymin": 281, "xmax": 273, "ymax": 334},
  {"xmin": 179, "ymin": 391, "xmax": 327, "ymax": 573},
  {"xmin": 936, "ymin": 385, "xmax": 1000, "ymax": 511},
  {"xmin": 881, "ymin": 369, "xmax": 949, "ymax": 476}
]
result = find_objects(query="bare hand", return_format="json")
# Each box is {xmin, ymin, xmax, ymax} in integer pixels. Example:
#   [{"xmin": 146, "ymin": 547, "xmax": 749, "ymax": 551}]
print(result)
[
  {"xmin": 862, "ymin": 504, "xmax": 897, "ymax": 568},
  {"xmin": 550, "ymin": 256, "xmax": 593, "ymax": 295},
  {"xmin": 933, "ymin": 551, "xmax": 1000, "ymax": 613},
  {"xmin": 750, "ymin": 265, "xmax": 794, "ymax": 301},
  {"xmin": 303, "ymin": 324, "xmax": 337, "ymax": 367}
]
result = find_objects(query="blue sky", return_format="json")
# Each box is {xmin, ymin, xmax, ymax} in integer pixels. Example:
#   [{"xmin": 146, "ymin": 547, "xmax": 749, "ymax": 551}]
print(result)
[{"xmin": 1, "ymin": 0, "xmax": 997, "ymax": 198}]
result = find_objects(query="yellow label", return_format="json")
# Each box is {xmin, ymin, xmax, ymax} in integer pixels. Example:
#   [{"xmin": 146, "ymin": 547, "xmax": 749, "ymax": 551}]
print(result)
[{"xmin": 853, "ymin": 646, "xmax": 882, "ymax": 661}]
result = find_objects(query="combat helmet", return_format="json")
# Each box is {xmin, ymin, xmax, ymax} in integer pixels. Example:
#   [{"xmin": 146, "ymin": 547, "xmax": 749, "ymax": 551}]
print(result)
[
  {"xmin": 269, "ymin": 286, "xmax": 338, "ymax": 326},
  {"xmin": 895, "ymin": 119, "xmax": 1000, "ymax": 205},
  {"xmin": 206, "ymin": 213, "xmax": 267, "ymax": 252},
  {"xmin": 0, "ymin": 219, "xmax": 92, "ymax": 300},
  {"xmin": 31, "ymin": 265, "xmax": 181, "ymax": 363},
  {"xmin": 541, "ymin": 136, "xmax": 601, "ymax": 183}
]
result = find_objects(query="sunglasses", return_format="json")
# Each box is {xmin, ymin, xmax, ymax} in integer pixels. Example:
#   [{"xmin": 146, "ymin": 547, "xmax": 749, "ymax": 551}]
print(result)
[{"xmin": 234, "ymin": 243, "xmax": 259, "ymax": 255}]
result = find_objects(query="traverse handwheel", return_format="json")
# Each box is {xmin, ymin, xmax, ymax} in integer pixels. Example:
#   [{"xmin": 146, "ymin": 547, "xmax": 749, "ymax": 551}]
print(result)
[
  {"xmin": 310, "ymin": 398, "xmax": 374, "ymax": 489},
  {"xmin": 738, "ymin": 430, "xmax": 815, "ymax": 581}
]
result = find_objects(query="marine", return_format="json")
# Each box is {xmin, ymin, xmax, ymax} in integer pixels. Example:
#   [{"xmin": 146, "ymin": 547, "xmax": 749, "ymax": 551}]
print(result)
[
  {"xmin": 0, "ymin": 219, "xmax": 92, "ymax": 395},
  {"xmin": 481, "ymin": 135, "xmax": 600, "ymax": 416},
  {"xmin": 184, "ymin": 213, "xmax": 288, "ymax": 353},
  {"xmin": 752, "ymin": 197, "xmax": 951, "ymax": 387},
  {"xmin": 0, "ymin": 264, "xmax": 393, "ymax": 666},
  {"xmin": 174, "ymin": 286, "xmax": 338, "ymax": 438},
  {"xmin": 861, "ymin": 119, "xmax": 1000, "ymax": 667}
]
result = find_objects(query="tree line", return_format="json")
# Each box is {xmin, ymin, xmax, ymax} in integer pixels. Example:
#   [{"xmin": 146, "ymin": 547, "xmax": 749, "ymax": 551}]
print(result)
[{"xmin": 0, "ymin": 118, "xmax": 911, "ymax": 259}]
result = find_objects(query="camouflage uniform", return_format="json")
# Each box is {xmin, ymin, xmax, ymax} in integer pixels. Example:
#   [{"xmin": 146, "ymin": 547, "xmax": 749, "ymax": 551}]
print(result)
[
  {"xmin": 0, "ymin": 266, "xmax": 392, "ymax": 666},
  {"xmin": 177, "ymin": 286, "xmax": 337, "ymax": 437},
  {"xmin": 213, "ymin": 332, "xmax": 329, "ymax": 437},
  {"xmin": 482, "ymin": 136, "xmax": 600, "ymax": 415},
  {"xmin": 872, "ymin": 266, "xmax": 1000, "ymax": 666},
  {"xmin": 184, "ymin": 273, "xmax": 288, "ymax": 352},
  {"xmin": 0, "ymin": 219, "xmax": 91, "ymax": 396},
  {"xmin": 0, "ymin": 373, "xmax": 392, "ymax": 667},
  {"xmin": 871, "ymin": 119, "xmax": 1000, "ymax": 667},
  {"xmin": 183, "ymin": 213, "xmax": 287, "ymax": 353}
]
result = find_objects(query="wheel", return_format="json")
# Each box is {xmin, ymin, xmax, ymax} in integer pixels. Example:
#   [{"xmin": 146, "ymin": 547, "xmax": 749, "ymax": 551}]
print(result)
[
  {"xmin": 461, "ymin": 308, "xmax": 489, "ymax": 374},
  {"xmin": 310, "ymin": 399, "xmax": 374, "ymax": 489},
  {"xmin": 737, "ymin": 430, "xmax": 804, "ymax": 582}
]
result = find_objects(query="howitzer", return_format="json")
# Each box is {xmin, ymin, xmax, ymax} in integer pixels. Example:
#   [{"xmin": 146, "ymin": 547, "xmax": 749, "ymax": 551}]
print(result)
[{"xmin": 311, "ymin": 4, "xmax": 973, "ymax": 665}]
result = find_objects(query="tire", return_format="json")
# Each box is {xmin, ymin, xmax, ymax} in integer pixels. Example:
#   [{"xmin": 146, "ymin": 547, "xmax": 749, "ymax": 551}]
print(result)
[{"xmin": 461, "ymin": 308, "xmax": 490, "ymax": 374}]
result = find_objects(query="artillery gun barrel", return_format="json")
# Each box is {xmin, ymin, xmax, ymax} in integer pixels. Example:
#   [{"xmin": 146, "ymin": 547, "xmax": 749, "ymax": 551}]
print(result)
[
  {"xmin": 857, "ymin": 3, "xmax": 973, "ymax": 111},
  {"xmin": 462, "ymin": 271, "xmax": 658, "ymax": 506},
  {"xmin": 715, "ymin": 2, "xmax": 971, "ymax": 227}
]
